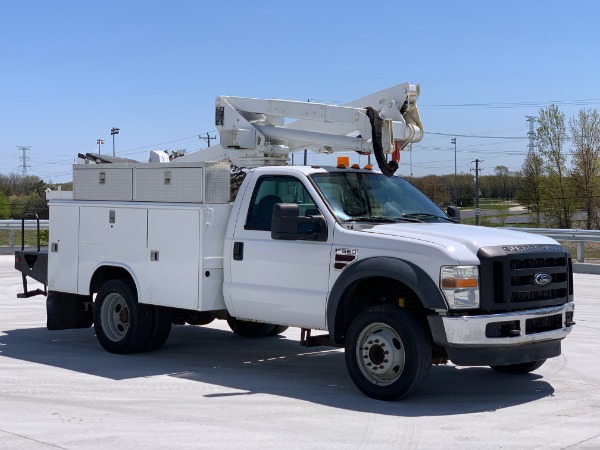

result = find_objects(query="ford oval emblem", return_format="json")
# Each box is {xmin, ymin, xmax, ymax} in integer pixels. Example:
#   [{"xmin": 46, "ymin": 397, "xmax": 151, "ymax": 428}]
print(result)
[{"xmin": 533, "ymin": 273, "xmax": 552, "ymax": 286}]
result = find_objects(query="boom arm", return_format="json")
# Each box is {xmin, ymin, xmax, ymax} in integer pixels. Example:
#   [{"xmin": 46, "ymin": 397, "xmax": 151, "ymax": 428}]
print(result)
[{"xmin": 179, "ymin": 83, "xmax": 423, "ymax": 175}]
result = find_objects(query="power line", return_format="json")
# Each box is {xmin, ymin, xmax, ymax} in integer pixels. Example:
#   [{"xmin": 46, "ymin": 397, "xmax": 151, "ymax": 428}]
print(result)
[
  {"xmin": 428, "ymin": 132, "xmax": 527, "ymax": 139},
  {"xmin": 119, "ymin": 132, "xmax": 217, "ymax": 155},
  {"xmin": 422, "ymin": 99, "xmax": 600, "ymax": 109},
  {"xmin": 306, "ymin": 98, "xmax": 600, "ymax": 110}
]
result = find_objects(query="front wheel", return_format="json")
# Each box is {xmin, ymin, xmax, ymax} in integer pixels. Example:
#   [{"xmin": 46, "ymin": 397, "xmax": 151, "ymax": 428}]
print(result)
[
  {"xmin": 94, "ymin": 279, "xmax": 152, "ymax": 354},
  {"xmin": 491, "ymin": 360, "xmax": 546, "ymax": 374},
  {"xmin": 345, "ymin": 305, "xmax": 431, "ymax": 401}
]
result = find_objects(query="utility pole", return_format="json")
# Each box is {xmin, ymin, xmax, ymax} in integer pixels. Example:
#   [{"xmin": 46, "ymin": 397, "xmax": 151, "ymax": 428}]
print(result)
[
  {"xmin": 471, "ymin": 159, "xmax": 483, "ymax": 225},
  {"xmin": 17, "ymin": 146, "xmax": 31, "ymax": 176},
  {"xmin": 409, "ymin": 144, "xmax": 413, "ymax": 178},
  {"xmin": 451, "ymin": 138, "xmax": 457, "ymax": 181},
  {"xmin": 451, "ymin": 137, "xmax": 457, "ymax": 204},
  {"xmin": 200, "ymin": 132, "xmax": 217, "ymax": 147}
]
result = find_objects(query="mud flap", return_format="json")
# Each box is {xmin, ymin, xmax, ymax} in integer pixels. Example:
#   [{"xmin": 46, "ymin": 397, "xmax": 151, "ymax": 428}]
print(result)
[{"xmin": 46, "ymin": 292, "xmax": 94, "ymax": 330}]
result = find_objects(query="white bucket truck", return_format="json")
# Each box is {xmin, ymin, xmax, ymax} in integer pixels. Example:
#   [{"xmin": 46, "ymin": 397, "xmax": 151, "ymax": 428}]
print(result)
[{"xmin": 15, "ymin": 84, "xmax": 575, "ymax": 400}]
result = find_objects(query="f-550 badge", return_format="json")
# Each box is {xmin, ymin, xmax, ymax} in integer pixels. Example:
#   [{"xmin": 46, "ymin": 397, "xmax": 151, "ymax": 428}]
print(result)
[{"xmin": 334, "ymin": 248, "xmax": 358, "ymax": 270}]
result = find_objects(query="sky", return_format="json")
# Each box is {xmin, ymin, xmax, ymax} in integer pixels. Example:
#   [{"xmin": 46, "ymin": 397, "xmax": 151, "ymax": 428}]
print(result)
[{"xmin": 2, "ymin": 0, "xmax": 600, "ymax": 183}]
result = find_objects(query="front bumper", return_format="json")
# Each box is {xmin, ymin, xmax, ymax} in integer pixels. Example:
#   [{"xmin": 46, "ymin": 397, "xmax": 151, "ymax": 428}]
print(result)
[{"xmin": 428, "ymin": 303, "xmax": 575, "ymax": 366}]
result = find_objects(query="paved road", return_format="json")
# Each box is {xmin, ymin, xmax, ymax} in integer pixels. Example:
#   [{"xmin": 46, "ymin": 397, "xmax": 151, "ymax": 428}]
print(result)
[{"xmin": 0, "ymin": 255, "xmax": 598, "ymax": 449}]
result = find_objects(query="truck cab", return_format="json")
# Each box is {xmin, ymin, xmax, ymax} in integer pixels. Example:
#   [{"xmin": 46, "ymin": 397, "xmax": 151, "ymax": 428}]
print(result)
[{"xmin": 225, "ymin": 164, "xmax": 575, "ymax": 400}]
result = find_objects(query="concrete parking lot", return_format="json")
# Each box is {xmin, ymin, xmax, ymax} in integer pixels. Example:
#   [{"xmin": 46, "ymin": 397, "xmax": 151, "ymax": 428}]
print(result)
[{"xmin": 0, "ymin": 254, "xmax": 599, "ymax": 449}]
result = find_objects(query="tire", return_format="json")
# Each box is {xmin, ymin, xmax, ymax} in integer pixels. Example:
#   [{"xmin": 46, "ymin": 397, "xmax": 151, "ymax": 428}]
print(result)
[
  {"xmin": 227, "ymin": 316, "xmax": 276, "ymax": 338},
  {"xmin": 491, "ymin": 359, "xmax": 546, "ymax": 374},
  {"xmin": 269, "ymin": 325, "xmax": 289, "ymax": 336},
  {"xmin": 144, "ymin": 306, "xmax": 172, "ymax": 351},
  {"xmin": 93, "ymin": 279, "xmax": 152, "ymax": 354},
  {"xmin": 344, "ymin": 305, "xmax": 431, "ymax": 401}
]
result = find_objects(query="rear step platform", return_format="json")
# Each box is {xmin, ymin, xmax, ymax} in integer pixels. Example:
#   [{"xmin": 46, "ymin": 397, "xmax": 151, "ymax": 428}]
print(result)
[{"xmin": 14, "ymin": 212, "xmax": 48, "ymax": 298}]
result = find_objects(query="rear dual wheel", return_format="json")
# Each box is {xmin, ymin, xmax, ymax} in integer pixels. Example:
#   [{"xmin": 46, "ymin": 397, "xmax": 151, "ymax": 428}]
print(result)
[{"xmin": 94, "ymin": 279, "xmax": 171, "ymax": 354}]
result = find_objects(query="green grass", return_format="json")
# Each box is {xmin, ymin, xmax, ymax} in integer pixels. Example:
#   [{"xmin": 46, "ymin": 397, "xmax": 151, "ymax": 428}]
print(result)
[
  {"xmin": 0, "ymin": 230, "xmax": 48, "ymax": 248},
  {"xmin": 471, "ymin": 204, "xmax": 506, "ymax": 211},
  {"xmin": 558, "ymin": 242, "xmax": 600, "ymax": 260},
  {"xmin": 462, "ymin": 200, "xmax": 519, "ymax": 211},
  {"xmin": 460, "ymin": 215, "xmax": 534, "ymax": 227}
]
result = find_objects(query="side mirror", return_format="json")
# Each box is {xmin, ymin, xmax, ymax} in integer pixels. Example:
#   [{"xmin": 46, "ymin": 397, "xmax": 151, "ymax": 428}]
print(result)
[
  {"xmin": 271, "ymin": 203, "xmax": 327, "ymax": 242},
  {"xmin": 447, "ymin": 205, "xmax": 461, "ymax": 223}
]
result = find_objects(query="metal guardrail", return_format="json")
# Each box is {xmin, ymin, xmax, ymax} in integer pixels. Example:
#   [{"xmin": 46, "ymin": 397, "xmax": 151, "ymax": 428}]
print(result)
[
  {"xmin": 1, "ymin": 220, "xmax": 598, "ymax": 262},
  {"xmin": 0, "ymin": 220, "xmax": 50, "ymax": 248},
  {"xmin": 506, "ymin": 227, "xmax": 600, "ymax": 263}
]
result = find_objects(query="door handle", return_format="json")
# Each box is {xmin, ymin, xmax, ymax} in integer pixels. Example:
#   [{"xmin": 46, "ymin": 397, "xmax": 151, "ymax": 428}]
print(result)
[{"xmin": 233, "ymin": 242, "xmax": 244, "ymax": 261}]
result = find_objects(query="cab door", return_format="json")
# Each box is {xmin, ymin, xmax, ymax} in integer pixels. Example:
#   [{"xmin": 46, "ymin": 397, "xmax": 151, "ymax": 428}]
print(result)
[{"xmin": 228, "ymin": 175, "xmax": 332, "ymax": 329}]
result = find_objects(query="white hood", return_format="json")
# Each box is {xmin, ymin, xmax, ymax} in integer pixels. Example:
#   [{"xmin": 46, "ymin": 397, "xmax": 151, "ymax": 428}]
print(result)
[{"xmin": 361, "ymin": 223, "xmax": 558, "ymax": 258}]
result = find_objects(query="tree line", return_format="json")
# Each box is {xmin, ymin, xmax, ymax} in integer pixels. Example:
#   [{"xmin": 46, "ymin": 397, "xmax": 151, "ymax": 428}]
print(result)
[
  {"xmin": 0, "ymin": 174, "xmax": 71, "ymax": 220},
  {"xmin": 3, "ymin": 104, "xmax": 599, "ymax": 230},
  {"xmin": 409, "ymin": 169, "xmax": 516, "ymax": 209},
  {"xmin": 518, "ymin": 106, "xmax": 600, "ymax": 229},
  {"xmin": 410, "ymin": 106, "xmax": 600, "ymax": 229}
]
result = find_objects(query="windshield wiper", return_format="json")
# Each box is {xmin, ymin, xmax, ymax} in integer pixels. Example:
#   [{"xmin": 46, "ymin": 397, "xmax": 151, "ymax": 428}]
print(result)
[
  {"xmin": 343, "ymin": 216, "xmax": 420, "ymax": 223},
  {"xmin": 343, "ymin": 216, "xmax": 397, "ymax": 223},
  {"xmin": 401, "ymin": 213, "xmax": 454, "ymax": 222}
]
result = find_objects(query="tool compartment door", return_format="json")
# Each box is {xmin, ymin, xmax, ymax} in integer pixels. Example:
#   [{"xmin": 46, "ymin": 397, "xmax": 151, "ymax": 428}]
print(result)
[
  {"xmin": 48, "ymin": 204, "xmax": 80, "ymax": 293},
  {"xmin": 146, "ymin": 208, "xmax": 200, "ymax": 309}
]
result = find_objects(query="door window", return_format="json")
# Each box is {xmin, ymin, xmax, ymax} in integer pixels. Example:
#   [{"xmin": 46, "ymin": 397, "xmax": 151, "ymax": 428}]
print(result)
[{"xmin": 245, "ymin": 176, "xmax": 319, "ymax": 231}]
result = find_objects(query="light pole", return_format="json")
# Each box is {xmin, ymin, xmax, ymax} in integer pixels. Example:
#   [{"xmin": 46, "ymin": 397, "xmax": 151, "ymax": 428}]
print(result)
[
  {"xmin": 111, "ymin": 127, "xmax": 120, "ymax": 157},
  {"xmin": 97, "ymin": 138, "xmax": 105, "ymax": 154}
]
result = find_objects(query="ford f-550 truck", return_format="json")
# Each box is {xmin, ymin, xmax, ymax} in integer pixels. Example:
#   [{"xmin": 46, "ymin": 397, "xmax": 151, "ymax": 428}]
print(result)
[{"xmin": 15, "ymin": 83, "xmax": 575, "ymax": 400}]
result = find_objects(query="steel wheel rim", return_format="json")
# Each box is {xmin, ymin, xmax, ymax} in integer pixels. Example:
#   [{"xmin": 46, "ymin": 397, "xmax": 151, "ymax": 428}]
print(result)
[
  {"xmin": 355, "ymin": 322, "xmax": 405, "ymax": 386},
  {"xmin": 101, "ymin": 293, "xmax": 129, "ymax": 342}
]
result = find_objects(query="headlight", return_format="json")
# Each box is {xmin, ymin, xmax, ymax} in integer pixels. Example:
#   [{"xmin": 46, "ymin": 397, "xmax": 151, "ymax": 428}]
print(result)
[{"xmin": 440, "ymin": 266, "xmax": 480, "ymax": 309}]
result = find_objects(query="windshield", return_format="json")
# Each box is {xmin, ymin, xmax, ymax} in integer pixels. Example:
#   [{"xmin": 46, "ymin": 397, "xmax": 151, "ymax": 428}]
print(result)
[{"xmin": 311, "ymin": 171, "xmax": 450, "ymax": 223}]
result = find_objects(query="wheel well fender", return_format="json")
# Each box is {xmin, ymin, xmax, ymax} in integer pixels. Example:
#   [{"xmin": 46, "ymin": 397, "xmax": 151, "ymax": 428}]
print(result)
[
  {"xmin": 327, "ymin": 257, "xmax": 446, "ymax": 344},
  {"xmin": 89, "ymin": 265, "xmax": 138, "ymax": 298}
]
